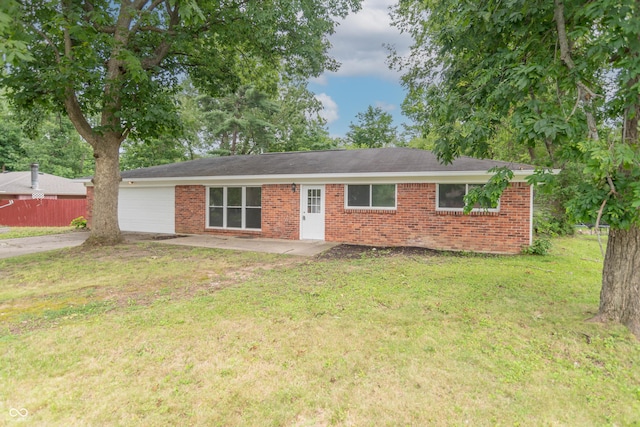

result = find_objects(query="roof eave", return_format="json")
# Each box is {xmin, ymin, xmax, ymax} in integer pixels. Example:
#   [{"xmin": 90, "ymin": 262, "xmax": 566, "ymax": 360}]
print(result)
[{"xmin": 109, "ymin": 170, "xmax": 538, "ymax": 187}]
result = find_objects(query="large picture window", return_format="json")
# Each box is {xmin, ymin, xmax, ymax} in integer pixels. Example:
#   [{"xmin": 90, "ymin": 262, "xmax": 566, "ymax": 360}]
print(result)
[
  {"xmin": 436, "ymin": 184, "xmax": 499, "ymax": 211},
  {"xmin": 346, "ymin": 184, "xmax": 396, "ymax": 209},
  {"xmin": 208, "ymin": 186, "xmax": 261, "ymax": 229}
]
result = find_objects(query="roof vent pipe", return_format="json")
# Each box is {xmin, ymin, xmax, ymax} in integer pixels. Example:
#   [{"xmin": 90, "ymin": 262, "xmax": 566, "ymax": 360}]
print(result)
[{"xmin": 31, "ymin": 163, "xmax": 39, "ymax": 190}]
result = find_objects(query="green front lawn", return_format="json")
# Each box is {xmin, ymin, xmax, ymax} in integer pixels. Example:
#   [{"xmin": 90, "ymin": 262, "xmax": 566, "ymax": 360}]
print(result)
[{"xmin": 0, "ymin": 236, "xmax": 638, "ymax": 425}]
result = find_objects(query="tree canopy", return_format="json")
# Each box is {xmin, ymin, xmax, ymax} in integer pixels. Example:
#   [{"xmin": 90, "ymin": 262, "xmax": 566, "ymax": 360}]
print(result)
[
  {"xmin": 0, "ymin": 95, "xmax": 93, "ymax": 177},
  {"xmin": 1, "ymin": 0, "xmax": 361, "ymax": 244},
  {"xmin": 393, "ymin": 0, "xmax": 640, "ymax": 337},
  {"xmin": 346, "ymin": 105, "xmax": 398, "ymax": 148}
]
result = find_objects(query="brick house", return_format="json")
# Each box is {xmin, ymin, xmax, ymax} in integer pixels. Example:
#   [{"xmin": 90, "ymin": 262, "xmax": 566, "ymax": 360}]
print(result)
[{"xmin": 87, "ymin": 148, "xmax": 537, "ymax": 254}]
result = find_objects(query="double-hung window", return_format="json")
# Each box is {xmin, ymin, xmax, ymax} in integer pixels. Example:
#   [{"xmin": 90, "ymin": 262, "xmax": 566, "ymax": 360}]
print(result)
[
  {"xmin": 208, "ymin": 186, "xmax": 261, "ymax": 229},
  {"xmin": 346, "ymin": 184, "xmax": 396, "ymax": 209},
  {"xmin": 436, "ymin": 183, "xmax": 499, "ymax": 212}
]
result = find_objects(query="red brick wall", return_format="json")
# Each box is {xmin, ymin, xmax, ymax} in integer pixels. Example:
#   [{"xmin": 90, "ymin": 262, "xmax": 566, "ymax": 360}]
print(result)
[
  {"xmin": 169, "ymin": 182, "xmax": 531, "ymax": 254},
  {"xmin": 261, "ymin": 184, "xmax": 299, "ymax": 240},
  {"xmin": 173, "ymin": 184, "xmax": 300, "ymax": 238},
  {"xmin": 175, "ymin": 185, "xmax": 207, "ymax": 234},
  {"xmin": 325, "ymin": 182, "xmax": 531, "ymax": 254}
]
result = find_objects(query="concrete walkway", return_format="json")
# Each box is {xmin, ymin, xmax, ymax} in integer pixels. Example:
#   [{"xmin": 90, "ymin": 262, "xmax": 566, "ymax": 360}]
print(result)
[
  {"xmin": 0, "ymin": 231, "xmax": 337, "ymax": 259},
  {"xmin": 153, "ymin": 234, "xmax": 338, "ymax": 257}
]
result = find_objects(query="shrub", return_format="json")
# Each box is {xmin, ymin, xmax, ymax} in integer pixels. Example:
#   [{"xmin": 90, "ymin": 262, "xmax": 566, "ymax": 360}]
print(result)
[
  {"xmin": 522, "ymin": 237, "xmax": 552, "ymax": 255},
  {"xmin": 70, "ymin": 216, "xmax": 87, "ymax": 229}
]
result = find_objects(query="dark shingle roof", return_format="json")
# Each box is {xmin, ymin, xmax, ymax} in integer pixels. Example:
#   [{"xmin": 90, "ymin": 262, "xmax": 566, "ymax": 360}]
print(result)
[
  {"xmin": 120, "ymin": 148, "xmax": 535, "ymax": 179},
  {"xmin": 0, "ymin": 171, "xmax": 86, "ymax": 196}
]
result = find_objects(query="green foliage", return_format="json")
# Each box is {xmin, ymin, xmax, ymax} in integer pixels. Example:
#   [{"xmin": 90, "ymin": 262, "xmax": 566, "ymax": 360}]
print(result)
[
  {"xmin": 521, "ymin": 237, "xmax": 552, "ymax": 256},
  {"xmin": 0, "ymin": 94, "xmax": 27, "ymax": 170},
  {"xmin": 0, "ymin": 94, "xmax": 93, "ymax": 177},
  {"xmin": 70, "ymin": 216, "xmax": 87, "ymax": 230},
  {"xmin": 530, "ymin": 163, "xmax": 585, "ymax": 236},
  {"xmin": 14, "ymin": 113, "xmax": 94, "ymax": 178},
  {"xmin": 392, "ymin": 0, "xmax": 640, "ymax": 228},
  {"xmin": 269, "ymin": 80, "xmax": 335, "ymax": 152},
  {"xmin": 200, "ymin": 85, "xmax": 280, "ymax": 155},
  {"xmin": 346, "ymin": 106, "xmax": 398, "ymax": 148},
  {"xmin": 0, "ymin": 0, "xmax": 362, "ymax": 237},
  {"xmin": 533, "ymin": 209, "xmax": 574, "ymax": 237},
  {"xmin": 565, "ymin": 138, "xmax": 640, "ymax": 229},
  {"xmin": 463, "ymin": 166, "xmax": 514, "ymax": 214},
  {"xmin": 0, "ymin": 0, "xmax": 33, "ymax": 66},
  {"xmin": 120, "ymin": 137, "xmax": 190, "ymax": 170}
]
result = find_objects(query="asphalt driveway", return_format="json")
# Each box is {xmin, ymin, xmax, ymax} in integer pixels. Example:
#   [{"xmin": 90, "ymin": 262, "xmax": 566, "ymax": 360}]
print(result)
[
  {"xmin": 0, "ymin": 232, "xmax": 337, "ymax": 259},
  {"xmin": 0, "ymin": 231, "xmax": 89, "ymax": 259}
]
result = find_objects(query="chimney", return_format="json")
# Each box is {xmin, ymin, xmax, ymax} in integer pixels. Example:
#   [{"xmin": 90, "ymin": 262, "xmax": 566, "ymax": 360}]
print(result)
[{"xmin": 31, "ymin": 163, "xmax": 39, "ymax": 190}]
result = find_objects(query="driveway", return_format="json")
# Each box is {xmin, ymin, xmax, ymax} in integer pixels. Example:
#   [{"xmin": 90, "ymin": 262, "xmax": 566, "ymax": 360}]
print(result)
[
  {"xmin": 0, "ymin": 232, "xmax": 338, "ymax": 259},
  {"xmin": 0, "ymin": 231, "xmax": 89, "ymax": 259}
]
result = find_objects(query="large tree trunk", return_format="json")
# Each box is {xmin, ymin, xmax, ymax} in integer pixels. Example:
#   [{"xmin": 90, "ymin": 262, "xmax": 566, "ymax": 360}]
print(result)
[
  {"xmin": 594, "ymin": 226, "xmax": 640, "ymax": 338},
  {"xmin": 86, "ymin": 135, "xmax": 123, "ymax": 245}
]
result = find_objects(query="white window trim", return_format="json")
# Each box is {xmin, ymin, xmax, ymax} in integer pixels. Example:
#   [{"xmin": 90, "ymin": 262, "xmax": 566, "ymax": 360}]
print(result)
[
  {"xmin": 206, "ymin": 186, "xmax": 262, "ymax": 230},
  {"xmin": 344, "ymin": 184, "xmax": 397, "ymax": 210},
  {"xmin": 436, "ymin": 183, "xmax": 500, "ymax": 212}
]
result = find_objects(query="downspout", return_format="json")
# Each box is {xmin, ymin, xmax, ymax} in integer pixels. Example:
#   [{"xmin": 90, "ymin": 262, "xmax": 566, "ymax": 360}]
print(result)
[{"xmin": 530, "ymin": 184, "xmax": 534, "ymax": 246}]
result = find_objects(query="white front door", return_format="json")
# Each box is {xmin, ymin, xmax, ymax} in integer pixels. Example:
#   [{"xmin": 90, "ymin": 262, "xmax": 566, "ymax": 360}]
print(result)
[{"xmin": 300, "ymin": 185, "xmax": 325, "ymax": 240}]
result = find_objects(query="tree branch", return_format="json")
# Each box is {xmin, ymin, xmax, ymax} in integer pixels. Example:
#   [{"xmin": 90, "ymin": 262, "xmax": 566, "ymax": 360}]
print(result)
[
  {"xmin": 554, "ymin": 0, "xmax": 600, "ymax": 140},
  {"xmin": 134, "ymin": 26, "xmax": 170, "ymax": 34},
  {"xmin": 140, "ymin": 2, "xmax": 180, "ymax": 69},
  {"xmin": 64, "ymin": 89, "xmax": 97, "ymax": 147},
  {"xmin": 31, "ymin": 25, "xmax": 61, "ymax": 63},
  {"xmin": 133, "ymin": 0, "xmax": 158, "ymax": 11}
]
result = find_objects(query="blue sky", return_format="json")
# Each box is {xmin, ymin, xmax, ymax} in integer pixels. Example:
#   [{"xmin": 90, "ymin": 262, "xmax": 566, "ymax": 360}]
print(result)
[{"xmin": 308, "ymin": 0, "xmax": 413, "ymax": 139}]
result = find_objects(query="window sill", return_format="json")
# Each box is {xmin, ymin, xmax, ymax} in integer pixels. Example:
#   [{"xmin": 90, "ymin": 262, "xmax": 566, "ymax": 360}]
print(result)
[
  {"xmin": 344, "ymin": 208, "xmax": 397, "ymax": 214},
  {"xmin": 435, "ymin": 210, "xmax": 500, "ymax": 216},
  {"xmin": 205, "ymin": 227, "xmax": 262, "ymax": 232}
]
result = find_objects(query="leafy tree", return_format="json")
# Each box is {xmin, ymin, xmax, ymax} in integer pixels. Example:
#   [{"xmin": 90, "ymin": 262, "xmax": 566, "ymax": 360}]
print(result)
[
  {"xmin": 1, "ymin": 0, "xmax": 361, "ymax": 245},
  {"xmin": 0, "ymin": 1, "xmax": 32, "ymax": 65},
  {"xmin": 393, "ymin": 0, "xmax": 640, "ymax": 337},
  {"xmin": 198, "ymin": 79, "xmax": 335, "ymax": 155},
  {"xmin": 121, "ymin": 81, "xmax": 205, "ymax": 169},
  {"xmin": 346, "ymin": 105, "xmax": 398, "ymax": 148},
  {"xmin": 0, "ymin": 95, "xmax": 27, "ymax": 171},
  {"xmin": 15, "ymin": 113, "xmax": 94, "ymax": 178},
  {"xmin": 0, "ymin": 95, "xmax": 93, "ymax": 177},
  {"xmin": 269, "ymin": 80, "xmax": 336, "ymax": 152},
  {"xmin": 201, "ymin": 85, "xmax": 280, "ymax": 156},
  {"xmin": 120, "ymin": 136, "xmax": 190, "ymax": 171}
]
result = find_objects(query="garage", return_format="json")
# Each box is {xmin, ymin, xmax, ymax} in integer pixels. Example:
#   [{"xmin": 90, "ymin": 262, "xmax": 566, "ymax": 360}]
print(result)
[{"xmin": 118, "ymin": 186, "xmax": 175, "ymax": 234}]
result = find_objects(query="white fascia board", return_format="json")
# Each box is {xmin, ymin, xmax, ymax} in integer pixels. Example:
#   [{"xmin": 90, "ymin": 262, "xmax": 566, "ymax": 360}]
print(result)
[{"xmin": 117, "ymin": 170, "xmax": 537, "ymax": 187}]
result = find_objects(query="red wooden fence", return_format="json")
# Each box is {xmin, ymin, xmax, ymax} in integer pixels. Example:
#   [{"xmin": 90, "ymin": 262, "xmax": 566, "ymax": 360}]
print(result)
[{"xmin": 0, "ymin": 199, "xmax": 87, "ymax": 227}]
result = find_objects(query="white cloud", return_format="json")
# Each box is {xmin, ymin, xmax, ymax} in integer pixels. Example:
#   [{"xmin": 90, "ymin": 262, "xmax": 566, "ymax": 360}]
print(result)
[
  {"xmin": 375, "ymin": 100, "xmax": 396, "ymax": 112},
  {"xmin": 309, "ymin": 75, "xmax": 329, "ymax": 86},
  {"xmin": 326, "ymin": 0, "xmax": 412, "ymax": 80},
  {"xmin": 315, "ymin": 93, "xmax": 339, "ymax": 123}
]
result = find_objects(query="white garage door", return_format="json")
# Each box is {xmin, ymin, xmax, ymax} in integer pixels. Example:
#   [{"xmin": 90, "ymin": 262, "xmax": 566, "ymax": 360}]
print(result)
[{"xmin": 119, "ymin": 187, "xmax": 175, "ymax": 234}]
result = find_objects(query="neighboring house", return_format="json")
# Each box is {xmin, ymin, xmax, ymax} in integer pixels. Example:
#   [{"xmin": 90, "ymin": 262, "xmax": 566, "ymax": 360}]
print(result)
[
  {"xmin": 0, "ymin": 164, "xmax": 87, "ymax": 226},
  {"xmin": 86, "ymin": 148, "xmax": 537, "ymax": 254}
]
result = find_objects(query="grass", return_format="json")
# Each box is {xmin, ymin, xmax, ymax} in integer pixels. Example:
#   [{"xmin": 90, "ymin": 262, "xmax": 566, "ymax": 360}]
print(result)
[
  {"xmin": 0, "ymin": 235, "xmax": 639, "ymax": 426},
  {"xmin": 0, "ymin": 226, "xmax": 75, "ymax": 239}
]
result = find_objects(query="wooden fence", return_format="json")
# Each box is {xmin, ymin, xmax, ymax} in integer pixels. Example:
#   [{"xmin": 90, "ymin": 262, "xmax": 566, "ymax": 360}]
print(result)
[{"xmin": 0, "ymin": 199, "xmax": 87, "ymax": 227}]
